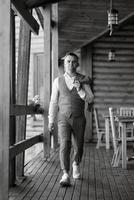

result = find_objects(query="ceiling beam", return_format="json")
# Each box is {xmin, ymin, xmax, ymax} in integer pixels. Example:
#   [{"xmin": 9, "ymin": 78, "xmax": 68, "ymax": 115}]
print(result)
[
  {"xmin": 25, "ymin": 0, "xmax": 65, "ymax": 8},
  {"xmin": 35, "ymin": 7, "xmax": 44, "ymax": 29},
  {"xmin": 75, "ymin": 11, "xmax": 134, "ymax": 52},
  {"xmin": 11, "ymin": 0, "xmax": 39, "ymax": 35}
]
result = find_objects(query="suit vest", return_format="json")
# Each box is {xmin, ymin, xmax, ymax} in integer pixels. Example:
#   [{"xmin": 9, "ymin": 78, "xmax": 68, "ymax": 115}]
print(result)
[{"xmin": 58, "ymin": 75, "xmax": 85, "ymax": 118}]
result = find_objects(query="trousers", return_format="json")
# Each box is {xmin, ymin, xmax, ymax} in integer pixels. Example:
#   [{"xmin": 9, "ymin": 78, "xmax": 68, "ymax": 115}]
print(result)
[{"xmin": 58, "ymin": 113, "xmax": 86, "ymax": 172}]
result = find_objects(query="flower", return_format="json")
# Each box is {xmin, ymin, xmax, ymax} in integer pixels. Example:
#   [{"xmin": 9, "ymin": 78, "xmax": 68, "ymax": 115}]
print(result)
[{"xmin": 29, "ymin": 95, "xmax": 44, "ymax": 114}]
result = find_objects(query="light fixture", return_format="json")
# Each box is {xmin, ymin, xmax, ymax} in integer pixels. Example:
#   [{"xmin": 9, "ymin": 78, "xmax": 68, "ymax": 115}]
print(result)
[
  {"xmin": 107, "ymin": 0, "xmax": 118, "ymax": 36},
  {"xmin": 108, "ymin": 49, "xmax": 116, "ymax": 61}
]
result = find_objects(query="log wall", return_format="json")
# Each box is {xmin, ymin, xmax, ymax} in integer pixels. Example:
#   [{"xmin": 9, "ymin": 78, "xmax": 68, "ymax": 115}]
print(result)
[{"xmin": 92, "ymin": 24, "xmax": 134, "ymax": 138}]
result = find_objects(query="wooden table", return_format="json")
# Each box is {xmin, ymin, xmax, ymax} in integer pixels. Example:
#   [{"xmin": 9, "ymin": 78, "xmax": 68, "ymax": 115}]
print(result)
[{"xmin": 116, "ymin": 116, "xmax": 134, "ymax": 169}]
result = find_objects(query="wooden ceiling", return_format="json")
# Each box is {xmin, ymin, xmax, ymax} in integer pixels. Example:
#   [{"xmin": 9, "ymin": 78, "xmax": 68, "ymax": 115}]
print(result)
[
  {"xmin": 58, "ymin": 0, "xmax": 134, "ymax": 58},
  {"xmin": 21, "ymin": 0, "xmax": 134, "ymax": 58}
]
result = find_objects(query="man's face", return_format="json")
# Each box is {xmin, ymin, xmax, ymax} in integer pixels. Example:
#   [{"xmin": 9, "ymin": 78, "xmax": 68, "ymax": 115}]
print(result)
[{"xmin": 64, "ymin": 55, "xmax": 79, "ymax": 74}]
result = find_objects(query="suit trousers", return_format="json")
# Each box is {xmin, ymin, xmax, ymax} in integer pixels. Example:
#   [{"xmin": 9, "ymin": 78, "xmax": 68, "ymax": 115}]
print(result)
[{"xmin": 58, "ymin": 113, "xmax": 86, "ymax": 172}]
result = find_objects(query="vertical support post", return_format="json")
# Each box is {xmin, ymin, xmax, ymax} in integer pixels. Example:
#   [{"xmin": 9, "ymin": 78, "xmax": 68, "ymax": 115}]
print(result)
[
  {"xmin": 43, "ymin": 5, "xmax": 51, "ymax": 157},
  {"xmin": 0, "ymin": 0, "xmax": 10, "ymax": 199},
  {"xmin": 9, "ymin": 9, "xmax": 16, "ymax": 186},
  {"xmin": 122, "ymin": 122, "xmax": 127, "ymax": 169},
  {"xmin": 81, "ymin": 44, "xmax": 93, "ymax": 142},
  {"xmin": 51, "ymin": 3, "xmax": 58, "ymax": 149},
  {"xmin": 52, "ymin": 3, "xmax": 59, "ymax": 81},
  {"xmin": 16, "ymin": 18, "xmax": 31, "ymax": 180},
  {"xmin": 105, "ymin": 117, "xmax": 110, "ymax": 150}
]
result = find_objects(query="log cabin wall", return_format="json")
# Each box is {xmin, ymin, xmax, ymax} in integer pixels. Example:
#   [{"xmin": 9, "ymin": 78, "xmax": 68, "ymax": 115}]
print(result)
[{"xmin": 92, "ymin": 23, "xmax": 134, "ymax": 139}]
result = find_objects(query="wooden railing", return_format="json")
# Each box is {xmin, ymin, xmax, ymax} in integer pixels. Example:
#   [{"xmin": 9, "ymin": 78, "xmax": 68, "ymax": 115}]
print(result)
[
  {"xmin": 10, "ymin": 104, "xmax": 44, "ymax": 160},
  {"xmin": 9, "ymin": 134, "xmax": 43, "ymax": 159},
  {"xmin": 10, "ymin": 104, "xmax": 44, "ymax": 116}
]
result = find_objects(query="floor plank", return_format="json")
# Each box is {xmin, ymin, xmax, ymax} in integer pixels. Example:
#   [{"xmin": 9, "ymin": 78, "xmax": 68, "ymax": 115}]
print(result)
[{"xmin": 9, "ymin": 143, "xmax": 134, "ymax": 200}]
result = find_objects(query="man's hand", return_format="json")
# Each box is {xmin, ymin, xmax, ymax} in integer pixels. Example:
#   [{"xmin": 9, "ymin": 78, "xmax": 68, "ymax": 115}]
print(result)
[
  {"xmin": 73, "ymin": 80, "xmax": 81, "ymax": 92},
  {"xmin": 48, "ymin": 122, "xmax": 54, "ymax": 132}
]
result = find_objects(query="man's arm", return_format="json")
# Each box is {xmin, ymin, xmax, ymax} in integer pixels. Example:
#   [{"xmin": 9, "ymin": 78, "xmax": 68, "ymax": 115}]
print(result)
[
  {"xmin": 82, "ymin": 84, "xmax": 94, "ymax": 103},
  {"xmin": 73, "ymin": 75, "xmax": 94, "ymax": 103},
  {"xmin": 77, "ymin": 83, "xmax": 94, "ymax": 103}
]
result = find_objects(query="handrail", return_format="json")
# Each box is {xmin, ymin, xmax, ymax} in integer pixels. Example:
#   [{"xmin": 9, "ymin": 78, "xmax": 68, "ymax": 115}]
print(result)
[
  {"xmin": 9, "ymin": 134, "xmax": 43, "ymax": 159},
  {"xmin": 10, "ymin": 104, "xmax": 44, "ymax": 116}
]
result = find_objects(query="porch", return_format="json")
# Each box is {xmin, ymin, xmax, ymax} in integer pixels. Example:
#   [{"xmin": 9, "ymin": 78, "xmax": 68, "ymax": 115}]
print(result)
[
  {"xmin": 9, "ymin": 143, "xmax": 134, "ymax": 200},
  {"xmin": 1, "ymin": 1, "xmax": 134, "ymax": 200}
]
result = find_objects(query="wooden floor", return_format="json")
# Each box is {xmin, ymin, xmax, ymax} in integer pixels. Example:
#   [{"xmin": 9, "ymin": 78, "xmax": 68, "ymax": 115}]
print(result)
[{"xmin": 9, "ymin": 143, "xmax": 134, "ymax": 200}]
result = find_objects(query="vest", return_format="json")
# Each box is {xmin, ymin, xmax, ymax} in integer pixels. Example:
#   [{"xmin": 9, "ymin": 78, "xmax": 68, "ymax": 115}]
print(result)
[{"xmin": 58, "ymin": 75, "xmax": 85, "ymax": 118}]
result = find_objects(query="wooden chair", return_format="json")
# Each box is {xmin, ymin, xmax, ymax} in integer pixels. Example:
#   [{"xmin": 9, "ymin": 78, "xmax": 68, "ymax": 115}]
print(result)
[
  {"xmin": 109, "ymin": 107, "xmax": 121, "ymax": 167},
  {"xmin": 94, "ymin": 108, "xmax": 106, "ymax": 149},
  {"xmin": 119, "ymin": 107, "xmax": 134, "ymax": 136},
  {"xmin": 109, "ymin": 107, "xmax": 134, "ymax": 167},
  {"xmin": 119, "ymin": 107, "xmax": 134, "ymax": 117}
]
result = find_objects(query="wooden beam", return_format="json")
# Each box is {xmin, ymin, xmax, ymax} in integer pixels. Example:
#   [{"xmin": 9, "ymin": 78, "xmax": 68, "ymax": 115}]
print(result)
[
  {"xmin": 25, "ymin": 0, "xmax": 64, "ymax": 8},
  {"xmin": 52, "ymin": 3, "xmax": 58, "ymax": 80},
  {"xmin": 9, "ymin": 9, "xmax": 16, "ymax": 187},
  {"xmin": 116, "ymin": 11, "xmax": 134, "ymax": 30},
  {"xmin": 9, "ymin": 134, "xmax": 43, "ymax": 159},
  {"xmin": 11, "ymin": 0, "xmax": 39, "ymax": 35},
  {"xmin": 51, "ymin": 3, "xmax": 59, "ymax": 149},
  {"xmin": 35, "ymin": 7, "xmax": 44, "ymax": 29},
  {"xmin": 16, "ymin": 18, "xmax": 31, "ymax": 178},
  {"xmin": 79, "ymin": 11, "xmax": 134, "ymax": 50},
  {"xmin": 10, "ymin": 105, "xmax": 39, "ymax": 116},
  {"xmin": 43, "ymin": 5, "xmax": 51, "ymax": 158},
  {"xmin": 0, "ymin": 0, "xmax": 10, "ymax": 199}
]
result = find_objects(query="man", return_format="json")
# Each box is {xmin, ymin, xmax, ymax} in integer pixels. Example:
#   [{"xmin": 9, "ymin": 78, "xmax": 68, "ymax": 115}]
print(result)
[{"xmin": 48, "ymin": 53, "xmax": 94, "ymax": 186}]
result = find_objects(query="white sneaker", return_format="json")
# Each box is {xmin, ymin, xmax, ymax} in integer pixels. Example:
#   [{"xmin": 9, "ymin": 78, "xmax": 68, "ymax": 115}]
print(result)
[
  {"xmin": 60, "ymin": 173, "xmax": 70, "ymax": 187},
  {"xmin": 72, "ymin": 162, "xmax": 81, "ymax": 179}
]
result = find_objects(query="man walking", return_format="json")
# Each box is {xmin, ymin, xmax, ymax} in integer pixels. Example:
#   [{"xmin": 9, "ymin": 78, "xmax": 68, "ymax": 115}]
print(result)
[{"xmin": 48, "ymin": 53, "xmax": 94, "ymax": 186}]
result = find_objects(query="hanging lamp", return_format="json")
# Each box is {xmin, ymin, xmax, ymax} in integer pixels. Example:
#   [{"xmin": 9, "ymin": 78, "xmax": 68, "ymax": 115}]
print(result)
[
  {"xmin": 108, "ymin": 49, "xmax": 116, "ymax": 61},
  {"xmin": 107, "ymin": 0, "xmax": 118, "ymax": 36}
]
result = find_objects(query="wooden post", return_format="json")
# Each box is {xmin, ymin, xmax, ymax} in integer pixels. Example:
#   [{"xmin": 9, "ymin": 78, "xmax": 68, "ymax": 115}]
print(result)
[
  {"xmin": 16, "ymin": 18, "xmax": 31, "ymax": 180},
  {"xmin": 81, "ymin": 44, "xmax": 93, "ymax": 142},
  {"xmin": 51, "ymin": 3, "xmax": 58, "ymax": 149},
  {"xmin": 12, "ymin": 0, "xmax": 39, "ymax": 35},
  {"xmin": 0, "ymin": 0, "xmax": 10, "ymax": 199},
  {"xmin": 43, "ymin": 5, "xmax": 51, "ymax": 157},
  {"xmin": 9, "ymin": 9, "xmax": 16, "ymax": 186},
  {"xmin": 52, "ymin": 3, "xmax": 59, "ymax": 81}
]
